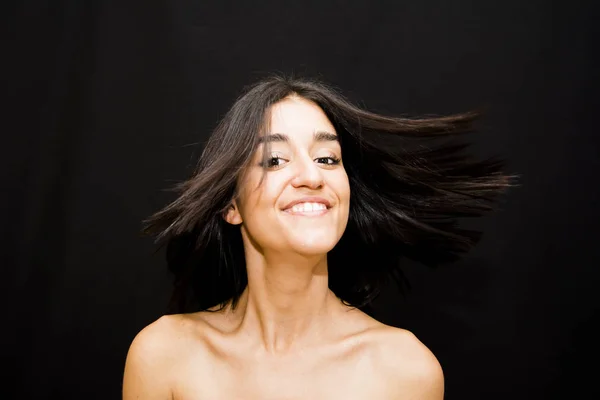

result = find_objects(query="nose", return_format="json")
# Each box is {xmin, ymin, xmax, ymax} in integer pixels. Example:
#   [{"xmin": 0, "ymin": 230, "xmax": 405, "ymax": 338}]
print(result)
[{"xmin": 290, "ymin": 155, "xmax": 324, "ymax": 189}]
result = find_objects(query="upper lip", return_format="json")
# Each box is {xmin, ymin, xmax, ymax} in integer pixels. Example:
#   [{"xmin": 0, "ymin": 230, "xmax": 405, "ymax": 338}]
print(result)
[{"xmin": 282, "ymin": 197, "xmax": 332, "ymax": 210}]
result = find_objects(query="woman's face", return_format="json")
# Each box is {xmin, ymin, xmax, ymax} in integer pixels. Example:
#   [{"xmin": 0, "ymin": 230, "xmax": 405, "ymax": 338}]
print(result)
[{"xmin": 226, "ymin": 96, "xmax": 350, "ymax": 256}]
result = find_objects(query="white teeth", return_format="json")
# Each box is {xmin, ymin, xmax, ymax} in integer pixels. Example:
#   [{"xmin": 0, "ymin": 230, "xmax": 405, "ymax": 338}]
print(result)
[{"xmin": 289, "ymin": 202, "xmax": 327, "ymax": 213}]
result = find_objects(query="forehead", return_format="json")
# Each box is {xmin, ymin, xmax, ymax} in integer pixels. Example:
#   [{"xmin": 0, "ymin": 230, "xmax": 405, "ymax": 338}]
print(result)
[{"xmin": 268, "ymin": 96, "xmax": 336, "ymax": 138}]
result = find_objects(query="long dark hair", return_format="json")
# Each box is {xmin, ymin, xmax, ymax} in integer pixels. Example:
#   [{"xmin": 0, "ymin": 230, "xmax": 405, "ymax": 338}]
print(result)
[{"xmin": 143, "ymin": 74, "xmax": 514, "ymax": 314}]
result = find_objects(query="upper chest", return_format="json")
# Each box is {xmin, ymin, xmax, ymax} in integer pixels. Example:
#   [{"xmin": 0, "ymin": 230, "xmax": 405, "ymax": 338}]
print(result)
[{"xmin": 171, "ymin": 337, "xmax": 392, "ymax": 400}]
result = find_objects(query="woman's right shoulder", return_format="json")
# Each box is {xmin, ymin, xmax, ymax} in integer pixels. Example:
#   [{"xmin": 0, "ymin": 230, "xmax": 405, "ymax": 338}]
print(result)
[
  {"xmin": 126, "ymin": 315, "xmax": 186, "ymax": 365},
  {"xmin": 128, "ymin": 312, "xmax": 213, "ymax": 354},
  {"xmin": 123, "ymin": 313, "xmax": 215, "ymax": 398}
]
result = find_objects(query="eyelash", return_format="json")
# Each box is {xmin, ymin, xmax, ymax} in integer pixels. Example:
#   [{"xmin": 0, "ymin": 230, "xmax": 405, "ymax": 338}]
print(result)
[
  {"xmin": 260, "ymin": 155, "xmax": 341, "ymax": 169},
  {"xmin": 315, "ymin": 156, "xmax": 341, "ymax": 165}
]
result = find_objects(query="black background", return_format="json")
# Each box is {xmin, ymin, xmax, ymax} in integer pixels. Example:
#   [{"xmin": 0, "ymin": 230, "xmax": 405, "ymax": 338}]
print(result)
[{"xmin": 3, "ymin": 1, "xmax": 599, "ymax": 399}]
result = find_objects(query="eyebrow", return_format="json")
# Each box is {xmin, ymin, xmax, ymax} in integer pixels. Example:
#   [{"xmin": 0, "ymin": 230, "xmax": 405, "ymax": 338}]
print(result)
[{"xmin": 258, "ymin": 130, "xmax": 338, "ymax": 143}]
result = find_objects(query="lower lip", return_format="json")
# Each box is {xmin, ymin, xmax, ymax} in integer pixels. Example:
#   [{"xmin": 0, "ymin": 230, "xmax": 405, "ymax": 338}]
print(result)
[{"xmin": 282, "ymin": 208, "xmax": 329, "ymax": 217}]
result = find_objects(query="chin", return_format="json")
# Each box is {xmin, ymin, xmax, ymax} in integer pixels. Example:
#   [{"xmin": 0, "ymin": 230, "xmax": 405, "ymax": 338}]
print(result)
[{"xmin": 288, "ymin": 233, "xmax": 340, "ymax": 256}]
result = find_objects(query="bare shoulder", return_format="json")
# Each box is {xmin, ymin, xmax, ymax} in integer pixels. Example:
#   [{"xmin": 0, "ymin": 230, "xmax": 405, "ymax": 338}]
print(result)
[
  {"xmin": 368, "ymin": 325, "xmax": 444, "ymax": 399},
  {"xmin": 338, "ymin": 308, "xmax": 443, "ymax": 398},
  {"xmin": 128, "ymin": 314, "xmax": 180, "ymax": 349},
  {"xmin": 122, "ymin": 314, "xmax": 206, "ymax": 399}
]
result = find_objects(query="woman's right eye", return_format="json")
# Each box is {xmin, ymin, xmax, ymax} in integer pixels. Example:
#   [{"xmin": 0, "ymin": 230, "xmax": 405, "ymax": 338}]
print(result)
[{"xmin": 261, "ymin": 156, "xmax": 287, "ymax": 168}]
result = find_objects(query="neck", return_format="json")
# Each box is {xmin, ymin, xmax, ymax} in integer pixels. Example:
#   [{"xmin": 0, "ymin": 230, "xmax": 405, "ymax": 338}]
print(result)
[{"xmin": 227, "ymin": 250, "xmax": 343, "ymax": 354}]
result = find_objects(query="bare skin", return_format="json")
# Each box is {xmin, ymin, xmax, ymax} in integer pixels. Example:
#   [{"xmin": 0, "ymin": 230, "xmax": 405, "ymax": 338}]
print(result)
[
  {"xmin": 123, "ymin": 291, "xmax": 443, "ymax": 399},
  {"xmin": 123, "ymin": 97, "xmax": 444, "ymax": 399}
]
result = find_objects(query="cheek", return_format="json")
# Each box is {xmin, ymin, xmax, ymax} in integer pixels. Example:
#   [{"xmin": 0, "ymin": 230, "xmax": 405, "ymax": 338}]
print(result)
[
  {"xmin": 332, "ymin": 170, "xmax": 351, "ymax": 202},
  {"xmin": 237, "ymin": 174, "xmax": 291, "ymax": 249},
  {"xmin": 335, "ymin": 172, "xmax": 351, "ymax": 226},
  {"xmin": 237, "ymin": 172, "xmax": 287, "ymax": 220}
]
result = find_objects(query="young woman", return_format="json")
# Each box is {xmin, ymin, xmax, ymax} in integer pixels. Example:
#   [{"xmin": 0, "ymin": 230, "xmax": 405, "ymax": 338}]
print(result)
[{"xmin": 123, "ymin": 75, "xmax": 512, "ymax": 399}]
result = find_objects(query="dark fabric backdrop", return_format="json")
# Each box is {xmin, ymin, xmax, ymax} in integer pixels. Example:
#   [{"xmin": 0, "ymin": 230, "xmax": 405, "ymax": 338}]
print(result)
[{"xmin": 3, "ymin": 1, "xmax": 598, "ymax": 399}]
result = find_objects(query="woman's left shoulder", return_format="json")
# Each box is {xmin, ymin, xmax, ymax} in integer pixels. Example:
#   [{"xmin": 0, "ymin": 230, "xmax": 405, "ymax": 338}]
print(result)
[
  {"xmin": 373, "ymin": 326, "xmax": 440, "ymax": 364},
  {"xmin": 366, "ymin": 323, "xmax": 420, "ymax": 346},
  {"xmin": 366, "ymin": 325, "xmax": 445, "ymax": 398}
]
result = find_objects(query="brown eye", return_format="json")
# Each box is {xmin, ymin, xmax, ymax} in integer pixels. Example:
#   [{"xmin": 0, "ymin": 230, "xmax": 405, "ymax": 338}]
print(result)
[
  {"xmin": 268, "ymin": 157, "xmax": 284, "ymax": 167},
  {"xmin": 315, "ymin": 156, "xmax": 341, "ymax": 165},
  {"xmin": 260, "ymin": 156, "xmax": 287, "ymax": 168}
]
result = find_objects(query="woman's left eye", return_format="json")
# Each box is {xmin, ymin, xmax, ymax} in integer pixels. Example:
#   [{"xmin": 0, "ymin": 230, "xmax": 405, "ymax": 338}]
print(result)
[{"xmin": 315, "ymin": 156, "xmax": 341, "ymax": 165}]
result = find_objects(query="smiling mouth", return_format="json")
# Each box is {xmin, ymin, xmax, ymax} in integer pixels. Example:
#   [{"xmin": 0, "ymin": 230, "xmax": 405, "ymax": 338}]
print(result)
[{"xmin": 282, "ymin": 202, "xmax": 330, "ymax": 216}]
